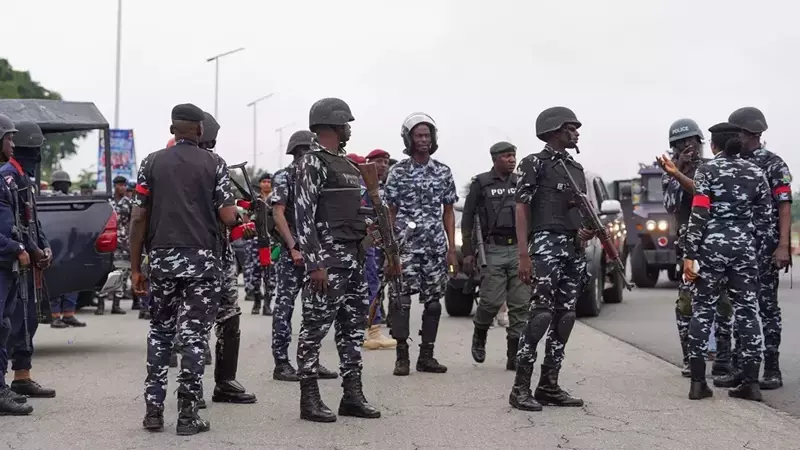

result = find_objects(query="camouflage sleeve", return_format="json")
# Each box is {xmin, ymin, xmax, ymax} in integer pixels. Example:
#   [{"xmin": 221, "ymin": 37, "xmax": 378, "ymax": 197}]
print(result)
[
  {"xmin": 213, "ymin": 156, "xmax": 235, "ymax": 209},
  {"xmin": 441, "ymin": 165, "xmax": 458, "ymax": 205},
  {"xmin": 514, "ymin": 155, "xmax": 540, "ymax": 204},
  {"xmin": 662, "ymin": 172, "xmax": 683, "ymax": 214},
  {"xmin": 384, "ymin": 164, "xmax": 400, "ymax": 207},
  {"xmin": 294, "ymin": 154, "xmax": 324, "ymax": 271},
  {"xmin": 766, "ymin": 154, "xmax": 793, "ymax": 203},
  {"xmin": 752, "ymin": 169, "xmax": 776, "ymax": 258},
  {"xmin": 683, "ymin": 164, "xmax": 712, "ymax": 261},
  {"xmin": 271, "ymin": 169, "xmax": 289, "ymax": 206},
  {"xmin": 133, "ymin": 154, "xmax": 152, "ymax": 209}
]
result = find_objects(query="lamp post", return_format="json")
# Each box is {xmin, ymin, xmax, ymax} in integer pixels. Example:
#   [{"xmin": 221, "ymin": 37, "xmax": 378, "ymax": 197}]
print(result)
[
  {"xmin": 113, "ymin": 0, "xmax": 123, "ymax": 129},
  {"xmin": 206, "ymin": 47, "xmax": 245, "ymax": 119},
  {"xmin": 275, "ymin": 122, "xmax": 297, "ymax": 168},
  {"xmin": 246, "ymin": 93, "xmax": 275, "ymax": 171}
]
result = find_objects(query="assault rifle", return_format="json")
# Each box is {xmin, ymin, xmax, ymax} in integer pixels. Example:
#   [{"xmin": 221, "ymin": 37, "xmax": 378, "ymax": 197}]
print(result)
[
  {"xmin": 10, "ymin": 184, "xmax": 32, "ymax": 347},
  {"xmin": 462, "ymin": 214, "xmax": 488, "ymax": 295},
  {"xmin": 556, "ymin": 159, "xmax": 633, "ymax": 291},
  {"xmin": 229, "ymin": 163, "xmax": 271, "ymax": 266}
]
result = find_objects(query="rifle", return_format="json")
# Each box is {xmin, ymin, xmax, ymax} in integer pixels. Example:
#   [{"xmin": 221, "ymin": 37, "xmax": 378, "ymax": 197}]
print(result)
[
  {"xmin": 555, "ymin": 159, "xmax": 633, "ymax": 291},
  {"xmin": 10, "ymin": 184, "xmax": 31, "ymax": 348},
  {"xmin": 462, "ymin": 213, "xmax": 488, "ymax": 295},
  {"xmin": 229, "ymin": 163, "xmax": 271, "ymax": 267}
]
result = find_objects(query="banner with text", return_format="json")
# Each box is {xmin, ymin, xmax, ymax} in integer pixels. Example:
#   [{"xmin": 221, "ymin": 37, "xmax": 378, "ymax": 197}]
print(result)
[{"xmin": 97, "ymin": 129, "xmax": 137, "ymax": 192}]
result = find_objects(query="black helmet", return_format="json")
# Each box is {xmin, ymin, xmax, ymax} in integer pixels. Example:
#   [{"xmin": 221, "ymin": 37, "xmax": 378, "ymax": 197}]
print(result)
[
  {"xmin": 535, "ymin": 107, "xmax": 581, "ymax": 141},
  {"xmin": 51, "ymin": 170, "xmax": 71, "ymax": 184},
  {"xmin": 0, "ymin": 113, "xmax": 17, "ymax": 138},
  {"xmin": 12, "ymin": 121, "xmax": 44, "ymax": 148},
  {"xmin": 286, "ymin": 130, "xmax": 315, "ymax": 155},
  {"xmin": 489, "ymin": 141, "xmax": 516, "ymax": 155},
  {"xmin": 401, "ymin": 112, "xmax": 439, "ymax": 155},
  {"xmin": 668, "ymin": 118, "xmax": 704, "ymax": 144},
  {"xmin": 308, "ymin": 98, "xmax": 354, "ymax": 129},
  {"xmin": 728, "ymin": 107, "xmax": 768, "ymax": 134},
  {"xmin": 201, "ymin": 111, "xmax": 220, "ymax": 143}
]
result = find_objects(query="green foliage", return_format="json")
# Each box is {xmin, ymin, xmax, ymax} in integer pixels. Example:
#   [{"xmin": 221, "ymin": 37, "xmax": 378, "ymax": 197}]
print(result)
[
  {"xmin": 75, "ymin": 166, "xmax": 97, "ymax": 188},
  {"xmin": 0, "ymin": 58, "xmax": 87, "ymax": 180}
]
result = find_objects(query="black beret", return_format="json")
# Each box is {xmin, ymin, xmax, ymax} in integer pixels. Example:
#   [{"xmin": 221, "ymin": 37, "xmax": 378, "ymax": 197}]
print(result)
[
  {"xmin": 259, "ymin": 172, "xmax": 272, "ymax": 182},
  {"xmin": 708, "ymin": 122, "xmax": 742, "ymax": 133},
  {"xmin": 113, "ymin": 176, "xmax": 128, "ymax": 184},
  {"xmin": 490, "ymin": 141, "xmax": 516, "ymax": 155},
  {"xmin": 171, "ymin": 103, "xmax": 205, "ymax": 123}
]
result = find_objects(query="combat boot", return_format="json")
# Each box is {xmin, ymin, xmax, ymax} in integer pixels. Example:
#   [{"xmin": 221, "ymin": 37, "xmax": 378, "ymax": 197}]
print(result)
[
  {"xmin": 142, "ymin": 403, "xmax": 164, "ymax": 431},
  {"xmin": 338, "ymin": 374, "xmax": 381, "ymax": 419},
  {"xmin": 729, "ymin": 363, "xmax": 763, "ymax": 402},
  {"xmin": 508, "ymin": 364, "xmax": 542, "ymax": 411},
  {"xmin": 533, "ymin": 365, "xmax": 583, "ymax": 407},
  {"xmin": 506, "ymin": 336, "xmax": 519, "ymax": 371},
  {"xmin": 0, "ymin": 388, "xmax": 33, "ymax": 416},
  {"xmin": 711, "ymin": 337, "xmax": 732, "ymax": 377},
  {"xmin": 471, "ymin": 327, "xmax": 487, "ymax": 363},
  {"xmin": 364, "ymin": 325, "xmax": 396, "ymax": 350},
  {"xmin": 212, "ymin": 326, "xmax": 257, "ymax": 404},
  {"xmin": 176, "ymin": 393, "xmax": 211, "ymax": 436},
  {"xmin": 251, "ymin": 293, "xmax": 262, "ymax": 315},
  {"xmin": 759, "ymin": 352, "xmax": 783, "ymax": 390},
  {"xmin": 273, "ymin": 361, "xmax": 300, "ymax": 382},
  {"xmin": 94, "ymin": 297, "xmax": 105, "ymax": 315},
  {"xmin": 318, "ymin": 364, "xmax": 339, "ymax": 379},
  {"xmin": 416, "ymin": 343, "xmax": 447, "ymax": 373},
  {"xmin": 111, "ymin": 296, "xmax": 126, "ymax": 315},
  {"xmin": 299, "ymin": 378, "xmax": 336, "ymax": 422},
  {"xmin": 262, "ymin": 299, "xmax": 273, "ymax": 316},
  {"xmin": 713, "ymin": 369, "xmax": 743, "ymax": 388},
  {"xmin": 393, "ymin": 340, "xmax": 410, "ymax": 376},
  {"xmin": 688, "ymin": 359, "xmax": 713, "ymax": 400}
]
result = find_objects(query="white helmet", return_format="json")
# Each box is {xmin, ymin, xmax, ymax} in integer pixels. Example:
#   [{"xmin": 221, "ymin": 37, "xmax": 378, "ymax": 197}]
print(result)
[{"xmin": 400, "ymin": 112, "xmax": 438, "ymax": 155}]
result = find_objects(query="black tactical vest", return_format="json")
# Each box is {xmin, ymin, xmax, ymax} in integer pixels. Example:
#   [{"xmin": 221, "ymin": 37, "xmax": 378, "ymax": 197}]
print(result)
[
  {"xmin": 530, "ymin": 151, "xmax": 586, "ymax": 236},
  {"xmin": 313, "ymin": 151, "xmax": 367, "ymax": 242},
  {"xmin": 475, "ymin": 171, "xmax": 517, "ymax": 237},
  {"xmin": 145, "ymin": 143, "xmax": 220, "ymax": 252}
]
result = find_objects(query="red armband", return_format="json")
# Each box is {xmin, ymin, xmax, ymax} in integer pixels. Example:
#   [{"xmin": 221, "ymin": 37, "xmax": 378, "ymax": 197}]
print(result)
[
  {"xmin": 773, "ymin": 185, "xmax": 791, "ymax": 196},
  {"xmin": 236, "ymin": 199, "xmax": 251, "ymax": 209},
  {"xmin": 135, "ymin": 184, "xmax": 149, "ymax": 196},
  {"xmin": 691, "ymin": 194, "xmax": 710, "ymax": 209},
  {"xmin": 258, "ymin": 247, "xmax": 271, "ymax": 266},
  {"xmin": 229, "ymin": 222, "xmax": 255, "ymax": 241}
]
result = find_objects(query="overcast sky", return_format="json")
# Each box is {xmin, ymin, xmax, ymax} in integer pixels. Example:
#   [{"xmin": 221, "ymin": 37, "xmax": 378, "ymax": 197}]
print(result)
[{"xmin": 3, "ymin": 0, "xmax": 799, "ymax": 195}]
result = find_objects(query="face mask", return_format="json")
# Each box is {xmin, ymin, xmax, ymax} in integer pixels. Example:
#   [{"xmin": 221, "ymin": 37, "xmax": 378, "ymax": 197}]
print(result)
[{"xmin": 14, "ymin": 149, "xmax": 42, "ymax": 176}]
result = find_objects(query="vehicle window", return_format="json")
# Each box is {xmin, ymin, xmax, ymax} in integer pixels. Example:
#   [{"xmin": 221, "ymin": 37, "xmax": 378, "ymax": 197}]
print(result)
[{"xmin": 643, "ymin": 176, "xmax": 664, "ymax": 203}]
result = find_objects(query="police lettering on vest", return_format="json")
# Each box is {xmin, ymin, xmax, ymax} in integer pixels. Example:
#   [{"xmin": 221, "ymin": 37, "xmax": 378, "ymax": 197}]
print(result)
[
  {"xmin": 530, "ymin": 151, "xmax": 586, "ymax": 236},
  {"xmin": 313, "ymin": 151, "xmax": 368, "ymax": 242},
  {"xmin": 475, "ymin": 171, "xmax": 518, "ymax": 236}
]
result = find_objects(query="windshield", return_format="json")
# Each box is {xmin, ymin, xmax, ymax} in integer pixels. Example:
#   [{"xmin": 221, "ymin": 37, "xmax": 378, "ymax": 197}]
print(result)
[{"xmin": 642, "ymin": 176, "xmax": 664, "ymax": 203}]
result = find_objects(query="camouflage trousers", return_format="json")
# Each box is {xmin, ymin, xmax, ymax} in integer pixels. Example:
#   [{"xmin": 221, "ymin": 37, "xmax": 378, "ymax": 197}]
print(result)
[
  {"xmin": 214, "ymin": 251, "xmax": 243, "ymax": 325},
  {"xmin": 244, "ymin": 240, "xmax": 273, "ymax": 300},
  {"xmin": 688, "ymin": 242, "xmax": 763, "ymax": 366},
  {"xmin": 757, "ymin": 257, "xmax": 782, "ymax": 357},
  {"xmin": 272, "ymin": 248, "xmax": 304, "ymax": 362},
  {"xmin": 516, "ymin": 252, "xmax": 587, "ymax": 369},
  {"xmin": 387, "ymin": 251, "xmax": 447, "ymax": 342},
  {"xmin": 297, "ymin": 267, "xmax": 368, "ymax": 380},
  {"xmin": 675, "ymin": 279, "xmax": 733, "ymax": 364},
  {"xmin": 144, "ymin": 276, "xmax": 217, "ymax": 408}
]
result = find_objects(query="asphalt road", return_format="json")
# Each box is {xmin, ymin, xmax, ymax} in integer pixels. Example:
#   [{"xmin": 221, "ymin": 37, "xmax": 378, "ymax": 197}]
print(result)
[{"xmin": 581, "ymin": 259, "xmax": 800, "ymax": 417}]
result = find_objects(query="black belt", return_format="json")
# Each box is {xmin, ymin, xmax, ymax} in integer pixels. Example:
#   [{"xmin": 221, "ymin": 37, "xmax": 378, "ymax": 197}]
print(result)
[{"xmin": 487, "ymin": 235, "xmax": 516, "ymax": 246}]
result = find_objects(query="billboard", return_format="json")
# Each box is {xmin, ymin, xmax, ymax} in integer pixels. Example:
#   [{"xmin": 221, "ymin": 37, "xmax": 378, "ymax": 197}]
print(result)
[{"xmin": 97, "ymin": 129, "xmax": 137, "ymax": 192}]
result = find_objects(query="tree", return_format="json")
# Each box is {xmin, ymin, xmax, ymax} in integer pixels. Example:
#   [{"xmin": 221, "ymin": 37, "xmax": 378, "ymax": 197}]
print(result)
[
  {"xmin": 0, "ymin": 58, "xmax": 87, "ymax": 181},
  {"xmin": 75, "ymin": 166, "xmax": 97, "ymax": 188}
]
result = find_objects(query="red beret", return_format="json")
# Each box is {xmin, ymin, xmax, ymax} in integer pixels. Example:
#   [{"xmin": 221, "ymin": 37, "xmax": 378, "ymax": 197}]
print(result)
[
  {"xmin": 346, "ymin": 153, "xmax": 366, "ymax": 164},
  {"xmin": 366, "ymin": 149, "xmax": 390, "ymax": 160}
]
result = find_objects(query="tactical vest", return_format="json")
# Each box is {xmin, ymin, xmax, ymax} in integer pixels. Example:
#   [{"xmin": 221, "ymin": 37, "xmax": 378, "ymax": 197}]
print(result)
[
  {"xmin": 476, "ymin": 171, "xmax": 517, "ymax": 236},
  {"xmin": 529, "ymin": 151, "xmax": 586, "ymax": 236},
  {"xmin": 313, "ymin": 151, "xmax": 367, "ymax": 242},
  {"xmin": 146, "ymin": 143, "xmax": 220, "ymax": 252}
]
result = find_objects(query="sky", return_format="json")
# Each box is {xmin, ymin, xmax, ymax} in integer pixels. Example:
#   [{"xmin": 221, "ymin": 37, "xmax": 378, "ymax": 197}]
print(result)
[{"xmin": 2, "ymin": 0, "xmax": 799, "ymax": 196}]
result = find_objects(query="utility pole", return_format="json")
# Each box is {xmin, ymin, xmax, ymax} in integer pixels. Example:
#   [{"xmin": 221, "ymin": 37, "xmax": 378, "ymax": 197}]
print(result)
[
  {"xmin": 275, "ymin": 122, "xmax": 296, "ymax": 169},
  {"xmin": 245, "ymin": 93, "xmax": 275, "ymax": 171},
  {"xmin": 113, "ymin": 0, "xmax": 122, "ymax": 129},
  {"xmin": 206, "ymin": 47, "xmax": 245, "ymax": 119}
]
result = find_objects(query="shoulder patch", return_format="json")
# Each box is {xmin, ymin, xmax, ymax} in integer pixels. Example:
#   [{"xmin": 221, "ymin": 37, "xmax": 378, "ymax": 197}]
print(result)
[{"xmin": 3, "ymin": 175, "xmax": 13, "ymax": 186}]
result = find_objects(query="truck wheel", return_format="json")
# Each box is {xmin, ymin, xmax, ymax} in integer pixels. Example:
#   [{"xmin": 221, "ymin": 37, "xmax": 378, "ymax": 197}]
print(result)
[
  {"xmin": 667, "ymin": 265, "xmax": 680, "ymax": 282},
  {"xmin": 631, "ymin": 243, "xmax": 659, "ymax": 288},
  {"xmin": 603, "ymin": 271, "xmax": 624, "ymax": 304},
  {"xmin": 77, "ymin": 290, "xmax": 97, "ymax": 310},
  {"xmin": 444, "ymin": 281, "xmax": 475, "ymax": 317},
  {"xmin": 577, "ymin": 269, "xmax": 603, "ymax": 317}
]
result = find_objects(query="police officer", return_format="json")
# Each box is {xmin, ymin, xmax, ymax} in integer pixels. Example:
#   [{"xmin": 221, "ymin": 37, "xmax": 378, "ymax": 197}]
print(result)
[
  {"xmin": 0, "ymin": 114, "xmax": 33, "ymax": 415},
  {"xmin": 50, "ymin": 171, "xmax": 71, "ymax": 195},
  {"xmin": 681, "ymin": 122, "xmax": 772, "ymax": 402},
  {"xmin": 196, "ymin": 111, "xmax": 257, "ymax": 405},
  {"xmin": 728, "ymin": 107, "xmax": 791, "ymax": 391},
  {"xmin": 97, "ymin": 175, "xmax": 132, "ymax": 315},
  {"xmin": 657, "ymin": 119, "xmax": 733, "ymax": 379},
  {"xmin": 509, "ymin": 107, "xmax": 591, "ymax": 411},
  {"xmin": 126, "ymin": 181, "xmax": 135, "ymax": 199},
  {"xmin": 462, "ymin": 141, "xmax": 528, "ymax": 370},
  {"xmin": 270, "ymin": 130, "xmax": 338, "ymax": 381},
  {"xmin": 294, "ymin": 98, "xmax": 380, "ymax": 422},
  {"xmin": 244, "ymin": 171, "xmax": 274, "ymax": 316},
  {"xmin": 385, "ymin": 112, "xmax": 458, "ymax": 376},
  {"xmin": 0, "ymin": 120, "xmax": 56, "ymax": 400},
  {"xmin": 131, "ymin": 104, "xmax": 239, "ymax": 435}
]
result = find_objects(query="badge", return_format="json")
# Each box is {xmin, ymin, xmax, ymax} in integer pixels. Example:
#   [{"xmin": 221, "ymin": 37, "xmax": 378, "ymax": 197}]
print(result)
[{"xmin": 782, "ymin": 174, "xmax": 792, "ymax": 184}]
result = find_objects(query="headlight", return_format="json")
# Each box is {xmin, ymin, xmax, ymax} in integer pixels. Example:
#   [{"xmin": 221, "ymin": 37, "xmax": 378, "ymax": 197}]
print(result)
[
  {"xmin": 646, "ymin": 220, "xmax": 656, "ymax": 231},
  {"xmin": 657, "ymin": 220, "xmax": 668, "ymax": 231},
  {"xmin": 454, "ymin": 229, "xmax": 463, "ymax": 247}
]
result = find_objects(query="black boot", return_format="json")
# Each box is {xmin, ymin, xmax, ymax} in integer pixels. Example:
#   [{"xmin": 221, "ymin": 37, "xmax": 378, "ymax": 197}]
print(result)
[
  {"xmin": 713, "ymin": 366, "xmax": 744, "ymax": 388},
  {"xmin": 142, "ymin": 403, "xmax": 164, "ymax": 431},
  {"xmin": 416, "ymin": 343, "xmax": 447, "ymax": 373},
  {"xmin": 131, "ymin": 296, "xmax": 141, "ymax": 310},
  {"xmin": 711, "ymin": 336, "xmax": 732, "ymax": 376},
  {"xmin": 94, "ymin": 297, "xmax": 105, "ymax": 315},
  {"xmin": 759, "ymin": 351, "xmax": 783, "ymax": 390},
  {"xmin": 317, "ymin": 364, "xmax": 339, "ymax": 380},
  {"xmin": 338, "ymin": 374, "xmax": 381, "ymax": 418},
  {"xmin": 212, "ymin": 325, "xmax": 257, "ymax": 404},
  {"xmin": 508, "ymin": 364, "xmax": 542, "ymax": 411},
  {"xmin": 273, "ymin": 361, "xmax": 300, "ymax": 382},
  {"xmin": 262, "ymin": 299, "xmax": 273, "ymax": 316},
  {"xmin": 730, "ymin": 362, "xmax": 764, "ymax": 402},
  {"xmin": 0, "ymin": 388, "xmax": 33, "ymax": 416},
  {"xmin": 688, "ymin": 358, "xmax": 713, "ymax": 400},
  {"xmin": 393, "ymin": 340, "xmax": 410, "ymax": 376},
  {"xmin": 111, "ymin": 296, "xmax": 126, "ymax": 315},
  {"xmin": 533, "ymin": 365, "xmax": 583, "ymax": 407},
  {"xmin": 176, "ymin": 394, "xmax": 211, "ymax": 436},
  {"xmin": 139, "ymin": 309, "xmax": 151, "ymax": 320},
  {"xmin": 471, "ymin": 327, "xmax": 487, "ymax": 363},
  {"xmin": 506, "ymin": 336, "xmax": 519, "ymax": 371},
  {"xmin": 251, "ymin": 293, "xmax": 262, "ymax": 315},
  {"xmin": 10, "ymin": 378, "xmax": 56, "ymax": 398},
  {"xmin": 300, "ymin": 378, "xmax": 336, "ymax": 422}
]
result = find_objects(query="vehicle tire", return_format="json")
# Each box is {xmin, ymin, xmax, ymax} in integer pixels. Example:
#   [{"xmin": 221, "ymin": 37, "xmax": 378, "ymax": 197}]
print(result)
[
  {"xmin": 444, "ymin": 281, "xmax": 475, "ymax": 317},
  {"xmin": 603, "ymin": 270, "xmax": 624, "ymax": 304},
  {"xmin": 667, "ymin": 264, "xmax": 680, "ymax": 282},
  {"xmin": 631, "ymin": 243, "xmax": 659, "ymax": 288},
  {"xmin": 77, "ymin": 290, "xmax": 97, "ymax": 310},
  {"xmin": 577, "ymin": 268, "xmax": 603, "ymax": 317}
]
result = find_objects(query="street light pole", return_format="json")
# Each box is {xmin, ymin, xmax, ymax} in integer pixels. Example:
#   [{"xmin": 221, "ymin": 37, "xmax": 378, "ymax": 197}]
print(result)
[
  {"xmin": 275, "ymin": 122, "xmax": 296, "ymax": 169},
  {"xmin": 113, "ymin": 0, "xmax": 122, "ymax": 129},
  {"xmin": 206, "ymin": 47, "xmax": 245, "ymax": 119},
  {"xmin": 246, "ymin": 93, "xmax": 275, "ymax": 171}
]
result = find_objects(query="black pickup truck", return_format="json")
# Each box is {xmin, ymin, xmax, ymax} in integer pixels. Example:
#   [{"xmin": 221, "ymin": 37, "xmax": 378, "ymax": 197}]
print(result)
[{"xmin": 0, "ymin": 99, "xmax": 117, "ymax": 308}]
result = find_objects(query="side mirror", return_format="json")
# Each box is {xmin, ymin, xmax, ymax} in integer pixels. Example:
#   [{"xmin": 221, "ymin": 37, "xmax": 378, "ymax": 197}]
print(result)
[{"xmin": 600, "ymin": 199, "xmax": 622, "ymax": 215}]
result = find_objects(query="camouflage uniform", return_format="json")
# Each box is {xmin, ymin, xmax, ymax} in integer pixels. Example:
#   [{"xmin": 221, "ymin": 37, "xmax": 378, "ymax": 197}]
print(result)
[
  {"xmin": 384, "ymin": 155, "xmax": 458, "ymax": 373},
  {"xmin": 96, "ymin": 195, "xmax": 133, "ymax": 315},
  {"xmin": 684, "ymin": 150, "xmax": 772, "ymax": 396}
]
